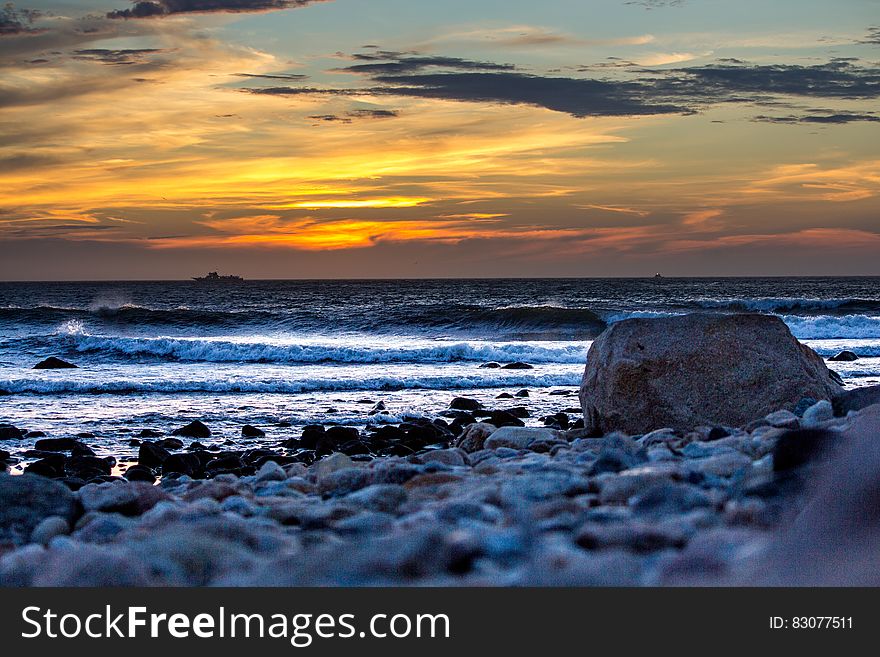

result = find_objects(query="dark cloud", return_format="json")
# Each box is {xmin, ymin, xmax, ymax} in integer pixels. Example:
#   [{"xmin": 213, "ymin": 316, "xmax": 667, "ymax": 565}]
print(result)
[
  {"xmin": 657, "ymin": 61, "xmax": 880, "ymax": 100},
  {"xmin": 107, "ymin": 0, "xmax": 328, "ymax": 19},
  {"xmin": 624, "ymin": 0, "xmax": 686, "ymax": 8},
  {"xmin": 72, "ymin": 48, "xmax": 167, "ymax": 65},
  {"xmin": 346, "ymin": 108, "xmax": 398, "ymax": 119},
  {"xmin": 337, "ymin": 51, "xmax": 516, "ymax": 75},
  {"xmin": 860, "ymin": 27, "xmax": 880, "ymax": 45},
  {"xmin": 246, "ymin": 51, "xmax": 880, "ymax": 120},
  {"xmin": 753, "ymin": 112, "xmax": 880, "ymax": 125},
  {"xmin": 236, "ymin": 72, "xmax": 309, "ymax": 81},
  {"xmin": 307, "ymin": 109, "xmax": 399, "ymax": 124},
  {"xmin": 0, "ymin": 3, "xmax": 42, "ymax": 35}
]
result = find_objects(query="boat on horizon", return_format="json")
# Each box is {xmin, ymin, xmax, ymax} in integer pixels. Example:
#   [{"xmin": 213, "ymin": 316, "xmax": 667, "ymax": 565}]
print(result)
[{"xmin": 192, "ymin": 271, "xmax": 244, "ymax": 282}]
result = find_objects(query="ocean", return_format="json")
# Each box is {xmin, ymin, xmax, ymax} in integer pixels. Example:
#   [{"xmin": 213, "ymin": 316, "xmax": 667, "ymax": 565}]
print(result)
[{"xmin": 1, "ymin": 277, "xmax": 879, "ymax": 462}]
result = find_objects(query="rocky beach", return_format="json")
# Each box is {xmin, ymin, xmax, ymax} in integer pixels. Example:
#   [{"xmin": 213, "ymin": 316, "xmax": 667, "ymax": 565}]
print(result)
[{"xmin": 3, "ymin": 310, "xmax": 880, "ymax": 587}]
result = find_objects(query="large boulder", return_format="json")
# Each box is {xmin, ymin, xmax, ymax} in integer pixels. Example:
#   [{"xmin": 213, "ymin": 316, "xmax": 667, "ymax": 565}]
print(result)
[
  {"xmin": 0, "ymin": 474, "xmax": 80, "ymax": 545},
  {"xmin": 580, "ymin": 313, "xmax": 841, "ymax": 434}
]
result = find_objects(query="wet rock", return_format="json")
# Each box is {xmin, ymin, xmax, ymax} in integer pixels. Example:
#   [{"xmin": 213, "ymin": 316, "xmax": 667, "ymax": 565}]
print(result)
[
  {"xmin": 580, "ymin": 313, "xmax": 840, "ymax": 434},
  {"xmin": 34, "ymin": 437, "xmax": 84, "ymax": 452},
  {"xmin": 138, "ymin": 441, "xmax": 170, "ymax": 467},
  {"xmin": 162, "ymin": 452, "xmax": 203, "ymax": 478},
  {"xmin": 515, "ymin": 389, "xmax": 530, "ymax": 398},
  {"xmin": 832, "ymin": 384, "xmax": 880, "ymax": 416},
  {"xmin": 420, "ymin": 448, "xmax": 467, "ymax": 467},
  {"xmin": 242, "ymin": 424, "xmax": 265, "ymax": 438},
  {"xmin": 449, "ymin": 397, "xmax": 483, "ymax": 411},
  {"xmin": 829, "ymin": 350, "xmax": 858, "ymax": 361},
  {"xmin": 123, "ymin": 465, "xmax": 157, "ymax": 483},
  {"xmin": 0, "ymin": 474, "xmax": 80, "ymax": 545},
  {"xmin": 33, "ymin": 357, "xmax": 77, "ymax": 369},
  {"xmin": 495, "ymin": 392, "xmax": 514, "ymax": 399},
  {"xmin": 345, "ymin": 484, "xmax": 407, "ymax": 513},
  {"xmin": 171, "ymin": 420, "xmax": 211, "ymax": 439},
  {"xmin": 255, "ymin": 460, "xmax": 286, "ymax": 483},
  {"xmin": 502, "ymin": 362, "xmax": 533, "ymax": 369},
  {"xmin": 479, "ymin": 362, "xmax": 501, "ymax": 368},
  {"xmin": 79, "ymin": 481, "xmax": 170, "ymax": 516},
  {"xmin": 485, "ymin": 410, "xmax": 525, "ymax": 428},
  {"xmin": 0, "ymin": 424, "xmax": 25, "ymax": 440},
  {"xmin": 139, "ymin": 429, "xmax": 163, "ymax": 438},
  {"xmin": 157, "ymin": 437, "xmax": 184, "ymax": 450},
  {"xmin": 25, "ymin": 454, "xmax": 66, "ymax": 478}
]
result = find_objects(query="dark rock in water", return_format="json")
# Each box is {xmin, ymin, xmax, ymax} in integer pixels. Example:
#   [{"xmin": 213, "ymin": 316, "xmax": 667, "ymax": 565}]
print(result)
[
  {"xmin": 59, "ymin": 476, "xmax": 86, "ymax": 491},
  {"xmin": 0, "ymin": 449, "xmax": 10, "ymax": 462},
  {"xmin": 829, "ymin": 350, "xmax": 858, "ymax": 362},
  {"xmin": 479, "ymin": 362, "xmax": 501, "ymax": 369},
  {"xmin": 580, "ymin": 313, "xmax": 841, "ymax": 434},
  {"xmin": 162, "ymin": 452, "xmax": 203, "ymax": 478},
  {"xmin": 33, "ymin": 356, "xmax": 77, "ymax": 370},
  {"xmin": 0, "ymin": 424, "xmax": 25, "ymax": 440},
  {"xmin": 34, "ymin": 437, "xmax": 83, "ymax": 452},
  {"xmin": 241, "ymin": 424, "xmax": 266, "ymax": 438},
  {"xmin": 138, "ymin": 441, "xmax": 170, "ymax": 467},
  {"xmin": 339, "ymin": 440, "xmax": 371, "ymax": 456},
  {"xmin": 486, "ymin": 410, "xmax": 526, "ymax": 428},
  {"xmin": 157, "ymin": 437, "xmax": 184, "ymax": 450},
  {"xmin": 171, "ymin": 420, "xmax": 211, "ymax": 438},
  {"xmin": 570, "ymin": 418, "xmax": 585, "ymax": 430},
  {"xmin": 506, "ymin": 406, "xmax": 531, "ymax": 419},
  {"xmin": 449, "ymin": 397, "xmax": 483, "ymax": 411},
  {"xmin": 25, "ymin": 430, "xmax": 46, "ymax": 438},
  {"xmin": 77, "ymin": 432, "xmax": 95, "ymax": 439},
  {"xmin": 123, "ymin": 465, "xmax": 157, "ymax": 483},
  {"xmin": 502, "ymin": 362, "xmax": 533, "ymax": 370},
  {"xmin": 139, "ymin": 428, "xmax": 163, "ymax": 438},
  {"xmin": 26, "ymin": 454, "xmax": 66, "ymax": 478},
  {"xmin": 66, "ymin": 455, "xmax": 112, "ymax": 480},
  {"xmin": 772, "ymin": 428, "xmax": 838, "ymax": 472},
  {"xmin": 515, "ymin": 389, "xmax": 530, "ymax": 398},
  {"xmin": 832, "ymin": 384, "xmax": 880, "ymax": 416},
  {"xmin": 0, "ymin": 473, "xmax": 80, "ymax": 545},
  {"xmin": 542, "ymin": 412, "xmax": 570, "ymax": 430},
  {"xmin": 205, "ymin": 453, "xmax": 244, "ymax": 475},
  {"xmin": 706, "ymin": 426, "xmax": 730, "ymax": 442},
  {"xmin": 357, "ymin": 398, "xmax": 376, "ymax": 405},
  {"xmin": 298, "ymin": 425, "xmax": 326, "ymax": 449},
  {"xmin": 71, "ymin": 443, "xmax": 96, "ymax": 457},
  {"xmin": 368, "ymin": 401, "xmax": 387, "ymax": 415},
  {"xmin": 495, "ymin": 392, "xmax": 513, "ymax": 399},
  {"xmin": 323, "ymin": 426, "xmax": 360, "ymax": 448},
  {"xmin": 187, "ymin": 441, "xmax": 207, "ymax": 450},
  {"xmin": 277, "ymin": 420, "xmax": 292, "ymax": 427}
]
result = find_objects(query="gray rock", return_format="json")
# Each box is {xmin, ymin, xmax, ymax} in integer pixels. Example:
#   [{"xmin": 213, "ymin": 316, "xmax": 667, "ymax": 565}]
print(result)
[
  {"xmin": 420, "ymin": 448, "xmax": 467, "ymax": 467},
  {"xmin": 454, "ymin": 422, "xmax": 496, "ymax": 453},
  {"xmin": 580, "ymin": 313, "xmax": 840, "ymax": 434},
  {"xmin": 78, "ymin": 481, "xmax": 170, "ymax": 516},
  {"xmin": 802, "ymin": 399, "xmax": 834, "ymax": 428},
  {"xmin": 30, "ymin": 516, "xmax": 70, "ymax": 545},
  {"xmin": 255, "ymin": 460, "xmax": 286, "ymax": 482},
  {"xmin": 765, "ymin": 409, "xmax": 799, "ymax": 429},
  {"xmin": 345, "ymin": 484, "xmax": 408, "ymax": 513},
  {"xmin": 0, "ymin": 474, "xmax": 80, "ymax": 545},
  {"xmin": 311, "ymin": 452, "xmax": 355, "ymax": 478},
  {"xmin": 833, "ymin": 384, "xmax": 880, "ymax": 416},
  {"xmin": 484, "ymin": 427, "xmax": 558, "ymax": 450}
]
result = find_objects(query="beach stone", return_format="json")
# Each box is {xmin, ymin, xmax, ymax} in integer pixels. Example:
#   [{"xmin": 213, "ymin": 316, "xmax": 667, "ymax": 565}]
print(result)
[
  {"xmin": 449, "ymin": 397, "xmax": 483, "ymax": 411},
  {"xmin": 311, "ymin": 452, "xmax": 354, "ymax": 478},
  {"xmin": 420, "ymin": 448, "xmax": 467, "ymax": 467},
  {"xmin": 30, "ymin": 516, "xmax": 70, "ymax": 545},
  {"xmin": 33, "ymin": 356, "xmax": 77, "ymax": 369},
  {"xmin": 485, "ymin": 427, "xmax": 558, "ymax": 450},
  {"xmin": 79, "ymin": 481, "xmax": 170, "ymax": 516},
  {"xmin": 0, "ymin": 474, "xmax": 80, "ymax": 545},
  {"xmin": 162, "ymin": 452, "xmax": 202, "ymax": 477},
  {"xmin": 479, "ymin": 362, "xmax": 501, "ymax": 368},
  {"xmin": 802, "ymin": 400, "xmax": 834, "ymax": 428},
  {"xmin": 580, "ymin": 313, "xmax": 841, "ymax": 434},
  {"xmin": 345, "ymin": 484, "xmax": 408, "ymax": 513},
  {"xmin": 255, "ymin": 460, "xmax": 286, "ymax": 483},
  {"xmin": 317, "ymin": 467, "xmax": 373, "ymax": 496},
  {"xmin": 829, "ymin": 350, "xmax": 858, "ymax": 361},
  {"xmin": 157, "ymin": 437, "xmax": 184, "ymax": 450},
  {"xmin": 454, "ymin": 422, "xmax": 496, "ymax": 453},
  {"xmin": 242, "ymin": 424, "xmax": 265, "ymax": 438},
  {"xmin": 123, "ymin": 465, "xmax": 157, "ymax": 483},
  {"xmin": 765, "ymin": 409, "xmax": 799, "ymax": 429},
  {"xmin": 172, "ymin": 420, "xmax": 211, "ymax": 438}
]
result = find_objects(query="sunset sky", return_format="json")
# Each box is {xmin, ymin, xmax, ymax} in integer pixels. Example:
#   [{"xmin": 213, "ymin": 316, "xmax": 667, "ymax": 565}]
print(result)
[{"xmin": 1, "ymin": 0, "xmax": 879, "ymax": 279}]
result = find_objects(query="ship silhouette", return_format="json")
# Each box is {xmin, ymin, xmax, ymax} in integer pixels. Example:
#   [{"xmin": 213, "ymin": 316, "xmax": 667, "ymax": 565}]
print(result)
[{"xmin": 192, "ymin": 271, "xmax": 244, "ymax": 282}]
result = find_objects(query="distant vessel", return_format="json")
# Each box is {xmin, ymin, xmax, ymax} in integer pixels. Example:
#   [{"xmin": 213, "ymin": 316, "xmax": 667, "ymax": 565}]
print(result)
[
  {"xmin": 192, "ymin": 271, "xmax": 244, "ymax": 282},
  {"xmin": 654, "ymin": 273, "xmax": 663, "ymax": 278}
]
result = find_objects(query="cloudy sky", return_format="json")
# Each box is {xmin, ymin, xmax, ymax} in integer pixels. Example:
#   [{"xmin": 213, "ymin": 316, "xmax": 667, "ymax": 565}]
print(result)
[{"xmin": 1, "ymin": 0, "xmax": 878, "ymax": 279}]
